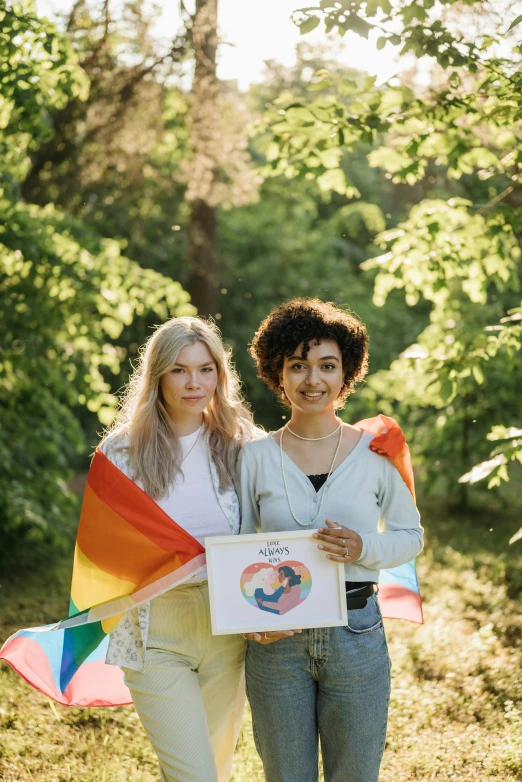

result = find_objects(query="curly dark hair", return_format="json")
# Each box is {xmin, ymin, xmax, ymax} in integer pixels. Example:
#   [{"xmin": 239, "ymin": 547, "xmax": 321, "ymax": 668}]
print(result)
[
  {"xmin": 249, "ymin": 298, "xmax": 369, "ymax": 407},
  {"xmin": 278, "ymin": 566, "xmax": 302, "ymax": 587}
]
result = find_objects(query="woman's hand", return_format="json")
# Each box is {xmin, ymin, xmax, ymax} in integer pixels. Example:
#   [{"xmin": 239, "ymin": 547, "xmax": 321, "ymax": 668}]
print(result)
[
  {"xmin": 241, "ymin": 630, "xmax": 302, "ymax": 644},
  {"xmin": 313, "ymin": 518, "xmax": 363, "ymax": 563}
]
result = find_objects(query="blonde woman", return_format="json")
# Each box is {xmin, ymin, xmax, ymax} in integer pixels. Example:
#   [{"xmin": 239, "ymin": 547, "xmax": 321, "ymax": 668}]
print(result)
[
  {"xmin": 243, "ymin": 568, "xmax": 277, "ymax": 599},
  {"xmin": 100, "ymin": 316, "xmax": 255, "ymax": 782}
]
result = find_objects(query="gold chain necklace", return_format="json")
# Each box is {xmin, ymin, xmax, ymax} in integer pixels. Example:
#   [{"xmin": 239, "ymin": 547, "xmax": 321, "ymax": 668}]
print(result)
[
  {"xmin": 280, "ymin": 424, "xmax": 343, "ymax": 527},
  {"xmin": 181, "ymin": 426, "xmax": 203, "ymax": 463}
]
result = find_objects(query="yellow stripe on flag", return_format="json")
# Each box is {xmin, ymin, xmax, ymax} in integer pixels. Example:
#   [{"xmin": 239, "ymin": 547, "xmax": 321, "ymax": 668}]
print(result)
[
  {"xmin": 71, "ymin": 544, "xmax": 136, "ymax": 612},
  {"xmin": 101, "ymin": 613, "xmax": 125, "ymax": 634}
]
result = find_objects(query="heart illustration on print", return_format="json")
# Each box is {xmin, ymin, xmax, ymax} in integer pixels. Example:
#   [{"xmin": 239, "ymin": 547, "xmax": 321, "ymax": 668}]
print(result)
[{"xmin": 240, "ymin": 560, "xmax": 312, "ymax": 616}]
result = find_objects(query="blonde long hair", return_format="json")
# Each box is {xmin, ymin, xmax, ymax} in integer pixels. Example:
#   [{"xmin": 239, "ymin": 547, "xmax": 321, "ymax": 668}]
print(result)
[
  {"xmin": 244, "ymin": 568, "xmax": 275, "ymax": 598},
  {"xmin": 100, "ymin": 317, "xmax": 255, "ymax": 498}
]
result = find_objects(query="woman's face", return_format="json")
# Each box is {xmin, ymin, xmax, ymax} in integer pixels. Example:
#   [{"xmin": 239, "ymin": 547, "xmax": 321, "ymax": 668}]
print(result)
[
  {"xmin": 160, "ymin": 341, "xmax": 218, "ymax": 421},
  {"xmin": 278, "ymin": 570, "xmax": 287, "ymax": 584},
  {"xmin": 262, "ymin": 569, "xmax": 275, "ymax": 587},
  {"xmin": 281, "ymin": 339, "xmax": 344, "ymax": 414}
]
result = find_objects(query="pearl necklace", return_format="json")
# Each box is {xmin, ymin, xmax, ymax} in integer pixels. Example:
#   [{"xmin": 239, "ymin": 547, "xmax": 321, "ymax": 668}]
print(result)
[
  {"xmin": 280, "ymin": 424, "xmax": 343, "ymax": 527},
  {"xmin": 286, "ymin": 421, "xmax": 341, "ymax": 441}
]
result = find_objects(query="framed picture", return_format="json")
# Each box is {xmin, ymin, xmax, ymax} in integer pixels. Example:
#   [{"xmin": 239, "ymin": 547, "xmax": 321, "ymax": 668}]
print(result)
[{"xmin": 205, "ymin": 530, "xmax": 347, "ymax": 635}]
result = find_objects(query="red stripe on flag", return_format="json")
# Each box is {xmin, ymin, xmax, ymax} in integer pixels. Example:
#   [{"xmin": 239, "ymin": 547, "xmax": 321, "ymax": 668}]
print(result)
[{"xmin": 87, "ymin": 451, "xmax": 205, "ymax": 554}]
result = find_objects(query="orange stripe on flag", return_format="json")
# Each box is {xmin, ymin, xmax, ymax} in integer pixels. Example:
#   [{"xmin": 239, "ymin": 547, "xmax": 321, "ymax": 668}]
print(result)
[
  {"xmin": 77, "ymin": 483, "xmax": 183, "ymax": 584},
  {"xmin": 134, "ymin": 553, "xmax": 188, "ymax": 591}
]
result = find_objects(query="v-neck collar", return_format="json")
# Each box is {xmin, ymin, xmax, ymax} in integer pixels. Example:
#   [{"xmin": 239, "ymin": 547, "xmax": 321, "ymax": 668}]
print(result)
[{"xmin": 268, "ymin": 429, "xmax": 372, "ymax": 488}]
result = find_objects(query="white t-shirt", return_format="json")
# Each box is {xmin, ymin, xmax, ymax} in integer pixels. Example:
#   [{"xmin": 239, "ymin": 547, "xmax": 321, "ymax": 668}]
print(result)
[{"xmin": 156, "ymin": 426, "xmax": 231, "ymax": 547}]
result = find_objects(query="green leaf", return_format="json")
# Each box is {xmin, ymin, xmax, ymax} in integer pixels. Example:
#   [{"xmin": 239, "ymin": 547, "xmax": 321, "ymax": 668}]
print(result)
[
  {"xmin": 472, "ymin": 364, "xmax": 484, "ymax": 385},
  {"xmin": 402, "ymin": 3, "xmax": 428, "ymax": 24},
  {"xmin": 449, "ymin": 71, "xmax": 461, "ymax": 88},
  {"xmin": 507, "ymin": 14, "xmax": 522, "ymax": 32},
  {"xmin": 299, "ymin": 15, "xmax": 321, "ymax": 34},
  {"xmin": 459, "ymin": 454, "xmax": 507, "ymax": 484},
  {"xmin": 368, "ymin": 147, "xmax": 410, "ymax": 173},
  {"xmin": 317, "ymin": 147, "xmax": 341, "ymax": 169},
  {"xmin": 377, "ymin": 36, "xmax": 387, "ymax": 50},
  {"xmin": 346, "ymin": 13, "xmax": 373, "ymax": 39},
  {"xmin": 439, "ymin": 377, "xmax": 455, "ymax": 403},
  {"xmin": 316, "ymin": 168, "xmax": 347, "ymax": 195}
]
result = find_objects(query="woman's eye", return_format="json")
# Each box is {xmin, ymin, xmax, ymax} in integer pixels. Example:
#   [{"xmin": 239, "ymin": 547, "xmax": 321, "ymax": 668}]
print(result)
[
  {"xmin": 323, "ymin": 363, "xmax": 335, "ymax": 370},
  {"xmin": 290, "ymin": 363, "xmax": 306, "ymax": 370},
  {"xmin": 202, "ymin": 366, "xmax": 214, "ymax": 373},
  {"xmin": 172, "ymin": 368, "xmax": 184, "ymax": 373}
]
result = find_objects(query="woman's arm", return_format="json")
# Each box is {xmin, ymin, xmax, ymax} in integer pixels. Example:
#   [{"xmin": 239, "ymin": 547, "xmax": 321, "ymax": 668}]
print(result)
[
  {"xmin": 259, "ymin": 585, "xmax": 285, "ymax": 604},
  {"xmin": 276, "ymin": 587, "xmax": 302, "ymax": 615},
  {"xmin": 236, "ymin": 446, "xmax": 260, "ymax": 534},
  {"xmin": 356, "ymin": 457, "xmax": 423, "ymax": 570}
]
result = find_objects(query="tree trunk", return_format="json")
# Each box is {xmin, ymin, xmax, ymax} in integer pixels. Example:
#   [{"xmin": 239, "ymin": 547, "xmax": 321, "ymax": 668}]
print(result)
[
  {"xmin": 459, "ymin": 403, "xmax": 470, "ymax": 508},
  {"xmin": 187, "ymin": 198, "xmax": 219, "ymax": 316},
  {"xmin": 185, "ymin": 0, "xmax": 219, "ymax": 317}
]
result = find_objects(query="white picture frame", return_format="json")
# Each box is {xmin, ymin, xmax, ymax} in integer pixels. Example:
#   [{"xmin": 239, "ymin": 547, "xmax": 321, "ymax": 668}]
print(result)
[{"xmin": 205, "ymin": 530, "xmax": 348, "ymax": 635}]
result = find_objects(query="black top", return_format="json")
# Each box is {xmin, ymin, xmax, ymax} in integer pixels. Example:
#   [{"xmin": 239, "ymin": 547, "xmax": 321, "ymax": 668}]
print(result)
[{"xmin": 307, "ymin": 473, "xmax": 328, "ymax": 492}]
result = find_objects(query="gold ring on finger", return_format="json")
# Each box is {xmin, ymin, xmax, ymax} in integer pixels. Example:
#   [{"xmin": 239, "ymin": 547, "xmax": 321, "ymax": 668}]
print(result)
[{"xmin": 343, "ymin": 546, "xmax": 349, "ymax": 559}]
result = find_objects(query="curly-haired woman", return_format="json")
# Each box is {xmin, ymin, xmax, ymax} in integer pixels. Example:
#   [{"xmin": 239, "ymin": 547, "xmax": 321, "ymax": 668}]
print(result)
[
  {"xmin": 237, "ymin": 298, "xmax": 423, "ymax": 782},
  {"xmin": 100, "ymin": 316, "xmax": 255, "ymax": 782}
]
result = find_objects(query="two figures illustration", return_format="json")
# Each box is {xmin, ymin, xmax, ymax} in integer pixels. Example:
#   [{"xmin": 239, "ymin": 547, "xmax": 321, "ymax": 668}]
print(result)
[{"xmin": 244, "ymin": 566, "xmax": 302, "ymax": 615}]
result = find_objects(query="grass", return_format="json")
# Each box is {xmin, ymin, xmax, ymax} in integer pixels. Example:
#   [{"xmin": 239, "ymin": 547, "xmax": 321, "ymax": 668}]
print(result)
[{"xmin": 1, "ymin": 505, "xmax": 522, "ymax": 781}]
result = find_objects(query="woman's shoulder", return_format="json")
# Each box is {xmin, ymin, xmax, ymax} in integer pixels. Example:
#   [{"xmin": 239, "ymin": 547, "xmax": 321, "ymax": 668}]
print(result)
[
  {"xmin": 241, "ymin": 430, "xmax": 278, "ymax": 459},
  {"xmin": 98, "ymin": 429, "xmax": 132, "ymax": 475},
  {"xmin": 99, "ymin": 428, "xmax": 130, "ymax": 456},
  {"xmin": 243, "ymin": 429, "xmax": 276, "ymax": 446},
  {"xmin": 241, "ymin": 424, "xmax": 268, "ymax": 444}
]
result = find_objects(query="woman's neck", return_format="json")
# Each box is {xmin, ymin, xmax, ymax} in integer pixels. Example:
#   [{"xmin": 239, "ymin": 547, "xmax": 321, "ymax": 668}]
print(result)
[
  {"xmin": 168, "ymin": 412, "xmax": 204, "ymax": 437},
  {"xmin": 286, "ymin": 409, "xmax": 340, "ymax": 439}
]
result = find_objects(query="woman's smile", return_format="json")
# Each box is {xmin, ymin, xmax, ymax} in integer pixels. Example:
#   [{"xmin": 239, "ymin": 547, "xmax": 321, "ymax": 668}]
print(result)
[{"xmin": 300, "ymin": 390, "xmax": 326, "ymax": 400}]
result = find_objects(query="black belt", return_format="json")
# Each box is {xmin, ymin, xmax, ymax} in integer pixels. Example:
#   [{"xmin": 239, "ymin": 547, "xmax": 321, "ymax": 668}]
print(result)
[{"xmin": 345, "ymin": 581, "xmax": 376, "ymax": 610}]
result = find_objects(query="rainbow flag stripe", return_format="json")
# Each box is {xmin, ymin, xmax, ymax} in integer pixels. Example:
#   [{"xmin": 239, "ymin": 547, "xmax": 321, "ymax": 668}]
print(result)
[
  {"xmin": 357, "ymin": 414, "xmax": 423, "ymax": 624},
  {"xmin": 0, "ymin": 416, "xmax": 422, "ymax": 707},
  {"xmin": 0, "ymin": 451, "xmax": 206, "ymax": 706}
]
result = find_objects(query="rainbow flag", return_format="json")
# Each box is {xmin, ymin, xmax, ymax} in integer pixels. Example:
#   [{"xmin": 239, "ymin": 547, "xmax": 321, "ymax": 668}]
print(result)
[
  {"xmin": 0, "ymin": 416, "xmax": 422, "ymax": 707},
  {"xmin": 356, "ymin": 414, "xmax": 423, "ymax": 624},
  {"xmin": 0, "ymin": 451, "xmax": 206, "ymax": 706}
]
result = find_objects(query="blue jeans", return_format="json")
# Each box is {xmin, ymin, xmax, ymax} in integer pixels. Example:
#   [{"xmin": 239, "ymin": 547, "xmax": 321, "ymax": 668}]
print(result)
[{"xmin": 245, "ymin": 593, "xmax": 391, "ymax": 782}]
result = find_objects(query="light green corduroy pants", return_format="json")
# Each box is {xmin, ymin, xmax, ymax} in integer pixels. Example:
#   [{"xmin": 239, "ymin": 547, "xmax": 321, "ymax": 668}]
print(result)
[{"xmin": 123, "ymin": 583, "xmax": 246, "ymax": 782}]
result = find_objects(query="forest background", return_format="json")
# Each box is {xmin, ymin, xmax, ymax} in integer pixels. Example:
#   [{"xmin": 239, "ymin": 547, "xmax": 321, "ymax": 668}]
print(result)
[
  {"xmin": 3, "ymin": 0, "xmax": 522, "ymax": 564},
  {"xmin": 1, "ymin": 0, "xmax": 522, "ymax": 779}
]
